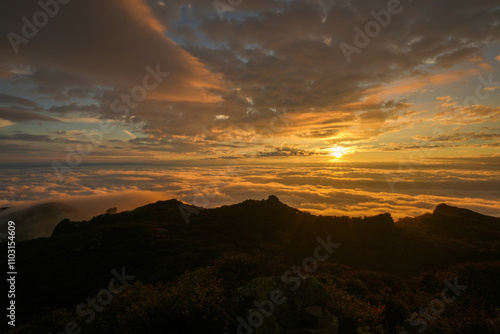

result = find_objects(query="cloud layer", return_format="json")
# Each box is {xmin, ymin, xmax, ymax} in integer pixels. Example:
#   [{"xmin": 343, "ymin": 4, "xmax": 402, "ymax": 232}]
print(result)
[{"xmin": 1, "ymin": 162, "xmax": 499, "ymax": 222}]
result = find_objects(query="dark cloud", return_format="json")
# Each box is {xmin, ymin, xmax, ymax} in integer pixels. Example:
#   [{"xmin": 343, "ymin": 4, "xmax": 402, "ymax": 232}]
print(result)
[
  {"xmin": 415, "ymin": 129, "xmax": 500, "ymax": 142},
  {"xmin": 0, "ymin": 93, "xmax": 37, "ymax": 107},
  {"xmin": 257, "ymin": 146, "xmax": 318, "ymax": 157},
  {"xmin": 0, "ymin": 133, "xmax": 55, "ymax": 142},
  {"xmin": 46, "ymin": 103, "xmax": 101, "ymax": 115},
  {"xmin": 0, "ymin": 0, "xmax": 224, "ymax": 103},
  {"xmin": 0, "ymin": 107, "xmax": 60, "ymax": 122}
]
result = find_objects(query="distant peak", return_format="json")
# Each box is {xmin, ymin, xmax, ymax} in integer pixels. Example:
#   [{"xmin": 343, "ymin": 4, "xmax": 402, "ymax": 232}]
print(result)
[
  {"xmin": 432, "ymin": 203, "xmax": 496, "ymax": 221},
  {"xmin": 266, "ymin": 195, "xmax": 281, "ymax": 204},
  {"xmin": 434, "ymin": 203, "xmax": 450, "ymax": 212},
  {"xmin": 433, "ymin": 203, "xmax": 464, "ymax": 215},
  {"xmin": 106, "ymin": 207, "xmax": 118, "ymax": 215}
]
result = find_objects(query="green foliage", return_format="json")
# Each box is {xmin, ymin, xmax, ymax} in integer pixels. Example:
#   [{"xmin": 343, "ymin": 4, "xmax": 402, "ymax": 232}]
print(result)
[
  {"xmin": 84, "ymin": 266, "xmax": 230, "ymax": 334},
  {"xmin": 321, "ymin": 278, "xmax": 386, "ymax": 334}
]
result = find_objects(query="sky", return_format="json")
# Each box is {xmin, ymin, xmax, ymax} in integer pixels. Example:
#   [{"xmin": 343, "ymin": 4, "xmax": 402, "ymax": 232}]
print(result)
[{"xmin": 0, "ymin": 0, "xmax": 499, "ymax": 223}]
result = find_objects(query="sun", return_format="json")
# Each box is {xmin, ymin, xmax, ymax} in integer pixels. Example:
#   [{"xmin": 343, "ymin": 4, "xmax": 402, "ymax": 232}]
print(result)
[{"xmin": 327, "ymin": 146, "xmax": 349, "ymax": 159}]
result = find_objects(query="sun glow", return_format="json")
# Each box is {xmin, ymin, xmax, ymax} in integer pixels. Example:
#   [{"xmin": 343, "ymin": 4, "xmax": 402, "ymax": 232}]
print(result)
[{"xmin": 327, "ymin": 146, "xmax": 350, "ymax": 159}]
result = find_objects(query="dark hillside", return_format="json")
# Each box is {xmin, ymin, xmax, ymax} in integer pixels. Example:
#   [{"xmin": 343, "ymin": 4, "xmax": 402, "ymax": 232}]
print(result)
[{"xmin": 2, "ymin": 196, "xmax": 500, "ymax": 334}]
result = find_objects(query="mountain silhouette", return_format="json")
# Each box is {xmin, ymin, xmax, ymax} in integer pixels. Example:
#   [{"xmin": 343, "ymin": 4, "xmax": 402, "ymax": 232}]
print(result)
[
  {"xmin": 2, "ymin": 196, "xmax": 500, "ymax": 334},
  {"xmin": 0, "ymin": 202, "xmax": 76, "ymax": 241}
]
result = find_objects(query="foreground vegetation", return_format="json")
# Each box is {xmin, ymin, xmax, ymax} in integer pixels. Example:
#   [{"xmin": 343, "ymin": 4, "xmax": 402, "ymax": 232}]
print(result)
[{"xmin": 2, "ymin": 196, "xmax": 500, "ymax": 333}]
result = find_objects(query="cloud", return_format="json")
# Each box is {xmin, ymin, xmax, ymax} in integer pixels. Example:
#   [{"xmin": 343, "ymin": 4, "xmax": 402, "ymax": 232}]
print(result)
[
  {"xmin": 0, "ymin": 190, "xmax": 173, "ymax": 240},
  {"xmin": 0, "ymin": 0, "xmax": 224, "ymax": 103},
  {"xmin": 464, "ymin": 105, "xmax": 500, "ymax": 117},
  {"xmin": 482, "ymin": 86, "xmax": 500, "ymax": 92},
  {"xmin": 0, "ymin": 133, "xmax": 56, "ymax": 142},
  {"xmin": 433, "ymin": 47, "xmax": 480, "ymax": 68},
  {"xmin": 415, "ymin": 129, "xmax": 500, "ymax": 142},
  {"xmin": 369, "ymin": 69, "xmax": 478, "ymax": 98},
  {"xmin": 0, "ymin": 0, "xmax": 499, "ymax": 166},
  {"xmin": 257, "ymin": 146, "xmax": 318, "ymax": 157},
  {"xmin": 1, "ymin": 162, "xmax": 499, "ymax": 231},
  {"xmin": 0, "ymin": 119, "xmax": 13, "ymax": 128},
  {"xmin": 0, "ymin": 93, "xmax": 37, "ymax": 107},
  {"xmin": 434, "ymin": 104, "xmax": 500, "ymax": 125},
  {"xmin": 0, "ymin": 107, "xmax": 60, "ymax": 123}
]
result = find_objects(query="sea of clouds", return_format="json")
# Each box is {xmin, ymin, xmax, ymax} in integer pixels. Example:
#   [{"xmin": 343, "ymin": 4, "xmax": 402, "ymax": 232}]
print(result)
[{"xmin": 1, "ymin": 161, "xmax": 499, "ymax": 240}]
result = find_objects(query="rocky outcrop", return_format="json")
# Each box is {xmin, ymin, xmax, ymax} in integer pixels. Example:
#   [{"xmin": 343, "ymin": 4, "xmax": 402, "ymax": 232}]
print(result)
[{"xmin": 106, "ymin": 207, "xmax": 118, "ymax": 215}]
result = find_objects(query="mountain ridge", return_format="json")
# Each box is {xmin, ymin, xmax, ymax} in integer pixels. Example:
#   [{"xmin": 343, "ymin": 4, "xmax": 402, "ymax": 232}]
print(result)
[{"xmin": 2, "ymin": 196, "xmax": 500, "ymax": 333}]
